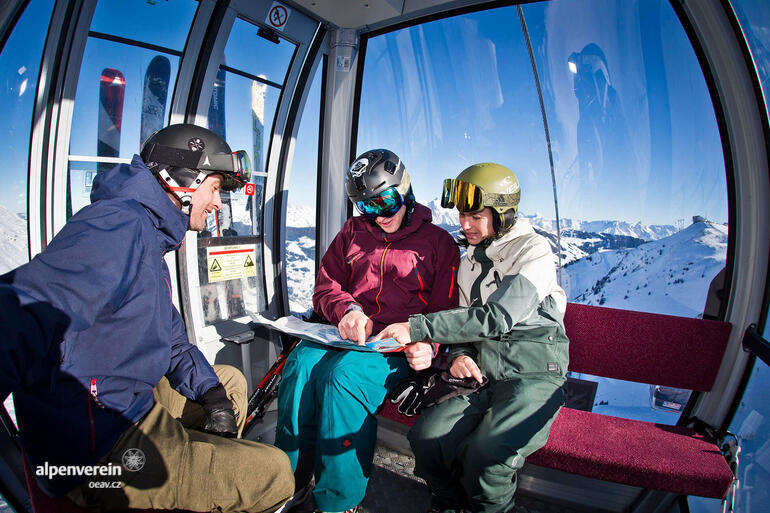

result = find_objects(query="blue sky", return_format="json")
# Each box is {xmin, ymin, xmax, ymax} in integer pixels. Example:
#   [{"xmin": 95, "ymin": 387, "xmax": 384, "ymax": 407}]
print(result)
[{"xmin": 3, "ymin": 0, "xmax": 768, "ymax": 226}]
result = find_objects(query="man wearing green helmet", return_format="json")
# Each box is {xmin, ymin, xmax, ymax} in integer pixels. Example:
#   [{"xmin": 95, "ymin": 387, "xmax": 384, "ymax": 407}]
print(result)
[{"xmin": 376, "ymin": 163, "xmax": 569, "ymax": 513}]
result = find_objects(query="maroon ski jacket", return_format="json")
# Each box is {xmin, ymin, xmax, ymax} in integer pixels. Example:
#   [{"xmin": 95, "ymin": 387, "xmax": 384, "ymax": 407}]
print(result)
[{"xmin": 313, "ymin": 203, "xmax": 459, "ymax": 333}]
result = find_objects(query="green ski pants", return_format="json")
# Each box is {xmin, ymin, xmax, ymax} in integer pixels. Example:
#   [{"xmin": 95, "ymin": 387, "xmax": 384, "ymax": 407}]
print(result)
[
  {"xmin": 408, "ymin": 377, "xmax": 564, "ymax": 513},
  {"xmin": 68, "ymin": 365, "xmax": 294, "ymax": 513},
  {"xmin": 275, "ymin": 341, "xmax": 409, "ymax": 512}
]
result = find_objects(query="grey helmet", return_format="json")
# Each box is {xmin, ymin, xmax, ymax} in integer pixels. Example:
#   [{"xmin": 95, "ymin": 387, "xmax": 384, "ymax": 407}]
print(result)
[
  {"xmin": 140, "ymin": 123, "xmax": 251, "ymax": 214},
  {"xmin": 345, "ymin": 149, "xmax": 410, "ymax": 204}
]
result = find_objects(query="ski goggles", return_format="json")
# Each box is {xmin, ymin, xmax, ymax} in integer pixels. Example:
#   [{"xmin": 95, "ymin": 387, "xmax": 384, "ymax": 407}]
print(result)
[
  {"xmin": 441, "ymin": 178, "xmax": 519, "ymax": 212},
  {"xmin": 354, "ymin": 186, "xmax": 404, "ymax": 218},
  {"xmin": 441, "ymin": 179, "xmax": 485, "ymax": 212},
  {"xmin": 204, "ymin": 150, "xmax": 251, "ymax": 191},
  {"xmin": 142, "ymin": 143, "xmax": 252, "ymax": 191}
]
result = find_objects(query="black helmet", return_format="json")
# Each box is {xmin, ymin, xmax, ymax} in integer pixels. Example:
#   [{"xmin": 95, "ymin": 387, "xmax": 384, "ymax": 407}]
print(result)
[
  {"xmin": 140, "ymin": 123, "xmax": 251, "ymax": 213},
  {"xmin": 345, "ymin": 149, "xmax": 410, "ymax": 204}
]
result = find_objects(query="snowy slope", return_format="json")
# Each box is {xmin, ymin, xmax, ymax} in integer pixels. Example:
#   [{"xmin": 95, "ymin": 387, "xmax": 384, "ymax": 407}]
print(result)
[
  {"xmin": 0, "ymin": 204, "xmax": 27, "ymax": 274},
  {"xmin": 285, "ymin": 204, "xmax": 318, "ymax": 317},
  {"xmin": 562, "ymin": 221, "xmax": 727, "ymax": 318}
]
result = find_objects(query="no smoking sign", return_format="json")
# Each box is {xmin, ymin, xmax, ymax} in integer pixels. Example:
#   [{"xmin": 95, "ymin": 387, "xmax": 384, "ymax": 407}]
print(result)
[
  {"xmin": 266, "ymin": 2, "xmax": 291, "ymax": 31},
  {"xmin": 245, "ymin": 183, "xmax": 256, "ymax": 196}
]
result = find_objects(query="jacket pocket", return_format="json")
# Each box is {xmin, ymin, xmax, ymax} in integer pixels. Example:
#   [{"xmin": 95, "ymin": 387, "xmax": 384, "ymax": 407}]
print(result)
[{"xmin": 497, "ymin": 325, "xmax": 569, "ymax": 381}]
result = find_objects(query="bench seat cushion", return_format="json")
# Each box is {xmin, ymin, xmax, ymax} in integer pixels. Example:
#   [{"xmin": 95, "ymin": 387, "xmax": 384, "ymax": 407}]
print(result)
[{"xmin": 526, "ymin": 407, "xmax": 733, "ymax": 499}]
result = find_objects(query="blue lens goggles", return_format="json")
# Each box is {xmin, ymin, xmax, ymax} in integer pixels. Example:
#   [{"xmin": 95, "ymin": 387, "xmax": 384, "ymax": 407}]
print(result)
[{"xmin": 354, "ymin": 186, "xmax": 404, "ymax": 218}]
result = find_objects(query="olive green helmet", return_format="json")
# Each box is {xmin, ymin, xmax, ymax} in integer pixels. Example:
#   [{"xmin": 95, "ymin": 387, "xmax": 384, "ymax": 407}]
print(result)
[{"xmin": 442, "ymin": 163, "xmax": 520, "ymax": 233}]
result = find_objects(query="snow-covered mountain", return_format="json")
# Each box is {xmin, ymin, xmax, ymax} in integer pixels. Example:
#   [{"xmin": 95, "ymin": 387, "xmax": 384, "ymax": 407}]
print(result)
[
  {"xmin": 0, "ymin": 204, "xmax": 28, "ymax": 274},
  {"xmin": 283, "ymin": 202, "xmax": 712, "ymax": 317},
  {"xmin": 562, "ymin": 220, "xmax": 727, "ymax": 318}
]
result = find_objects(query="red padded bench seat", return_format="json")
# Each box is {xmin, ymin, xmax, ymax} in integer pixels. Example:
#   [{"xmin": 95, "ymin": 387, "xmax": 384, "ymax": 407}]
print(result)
[{"xmin": 379, "ymin": 302, "xmax": 734, "ymax": 499}]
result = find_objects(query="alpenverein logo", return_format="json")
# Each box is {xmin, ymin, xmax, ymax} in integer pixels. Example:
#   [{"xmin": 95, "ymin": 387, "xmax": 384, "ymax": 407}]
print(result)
[
  {"xmin": 349, "ymin": 158, "xmax": 368, "ymax": 177},
  {"xmin": 121, "ymin": 448, "xmax": 146, "ymax": 472}
]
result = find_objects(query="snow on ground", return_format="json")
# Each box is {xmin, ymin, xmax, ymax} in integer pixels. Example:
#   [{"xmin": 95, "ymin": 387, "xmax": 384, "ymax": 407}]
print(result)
[{"xmin": 0, "ymin": 205, "xmax": 28, "ymax": 274}]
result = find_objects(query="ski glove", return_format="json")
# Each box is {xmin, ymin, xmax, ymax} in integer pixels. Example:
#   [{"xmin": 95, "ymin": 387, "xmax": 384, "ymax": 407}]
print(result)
[
  {"xmin": 388, "ymin": 369, "xmax": 489, "ymax": 417},
  {"xmin": 200, "ymin": 384, "xmax": 238, "ymax": 437}
]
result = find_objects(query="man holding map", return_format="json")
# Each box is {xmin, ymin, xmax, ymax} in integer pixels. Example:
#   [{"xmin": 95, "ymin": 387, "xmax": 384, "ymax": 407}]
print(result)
[{"xmin": 274, "ymin": 149, "xmax": 459, "ymax": 513}]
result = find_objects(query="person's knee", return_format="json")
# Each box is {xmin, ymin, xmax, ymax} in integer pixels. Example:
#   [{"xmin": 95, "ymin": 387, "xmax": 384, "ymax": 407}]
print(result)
[
  {"xmin": 213, "ymin": 364, "xmax": 247, "ymax": 394},
  {"xmin": 265, "ymin": 446, "xmax": 295, "ymax": 500}
]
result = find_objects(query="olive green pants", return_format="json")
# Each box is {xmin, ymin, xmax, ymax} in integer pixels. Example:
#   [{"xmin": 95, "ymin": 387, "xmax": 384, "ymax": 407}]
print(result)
[
  {"xmin": 408, "ymin": 377, "xmax": 564, "ymax": 513},
  {"xmin": 68, "ymin": 365, "xmax": 294, "ymax": 512}
]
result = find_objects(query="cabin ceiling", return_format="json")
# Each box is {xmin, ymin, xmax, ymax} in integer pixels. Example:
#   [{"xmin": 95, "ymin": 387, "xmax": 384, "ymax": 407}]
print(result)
[{"xmin": 288, "ymin": 0, "xmax": 486, "ymax": 30}]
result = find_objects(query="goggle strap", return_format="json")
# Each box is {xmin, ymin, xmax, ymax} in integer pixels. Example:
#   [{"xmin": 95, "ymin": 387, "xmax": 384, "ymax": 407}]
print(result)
[
  {"xmin": 144, "ymin": 143, "xmax": 202, "ymax": 169},
  {"xmin": 485, "ymin": 192, "xmax": 519, "ymax": 208},
  {"xmin": 144, "ymin": 143, "xmax": 246, "ymax": 175}
]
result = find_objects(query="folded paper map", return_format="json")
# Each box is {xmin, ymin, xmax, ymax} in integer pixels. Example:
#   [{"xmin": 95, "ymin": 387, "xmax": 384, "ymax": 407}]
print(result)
[{"xmin": 249, "ymin": 312, "xmax": 404, "ymax": 353}]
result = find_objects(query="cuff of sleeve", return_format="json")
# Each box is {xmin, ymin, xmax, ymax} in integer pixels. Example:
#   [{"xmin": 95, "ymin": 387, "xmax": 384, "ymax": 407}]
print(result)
[
  {"xmin": 408, "ymin": 314, "xmax": 429, "ymax": 342},
  {"xmin": 344, "ymin": 303, "xmax": 363, "ymax": 314}
]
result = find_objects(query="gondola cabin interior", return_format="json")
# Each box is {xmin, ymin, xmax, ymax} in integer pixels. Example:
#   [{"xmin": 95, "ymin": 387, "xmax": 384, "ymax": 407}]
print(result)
[{"xmin": 0, "ymin": 0, "xmax": 769, "ymax": 512}]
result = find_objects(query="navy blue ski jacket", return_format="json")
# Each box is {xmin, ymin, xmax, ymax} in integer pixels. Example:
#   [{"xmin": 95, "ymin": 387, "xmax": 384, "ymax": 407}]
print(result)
[{"xmin": 0, "ymin": 156, "xmax": 220, "ymax": 496}]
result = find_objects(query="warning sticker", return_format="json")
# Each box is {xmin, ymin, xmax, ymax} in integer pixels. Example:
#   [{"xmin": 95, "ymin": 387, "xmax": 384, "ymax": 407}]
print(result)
[{"xmin": 206, "ymin": 244, "xmax": 257, "ymax": 283}]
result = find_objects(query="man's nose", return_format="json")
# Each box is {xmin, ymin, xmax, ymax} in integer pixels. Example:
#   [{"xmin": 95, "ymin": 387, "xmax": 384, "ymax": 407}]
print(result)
[{"xmin": 213, "ymin": 191, "xmax": 222, "ymax": 210}]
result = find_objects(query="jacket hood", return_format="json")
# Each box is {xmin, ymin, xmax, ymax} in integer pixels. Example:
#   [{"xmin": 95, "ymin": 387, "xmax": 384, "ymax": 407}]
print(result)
[
  {"xmin": 362, "ymin": 202, "xmax": 433, "ymax": 242},
  {"xmin": 90, "ymin": 155, "xmax": 188, "ymax": 250}
]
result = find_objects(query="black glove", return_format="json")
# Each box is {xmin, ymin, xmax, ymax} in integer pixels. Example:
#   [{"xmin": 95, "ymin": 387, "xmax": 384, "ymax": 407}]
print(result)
[
  {"xmin": 388, "ymin": 369, "xmax": 489, "ymax": 417},
  {"xmin": 200, "ymin": 384, "xmax": 238, "ymax": 437}
]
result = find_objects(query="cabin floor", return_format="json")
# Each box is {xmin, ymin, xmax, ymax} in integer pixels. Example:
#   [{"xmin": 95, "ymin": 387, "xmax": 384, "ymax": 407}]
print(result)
[
  {"xmin": 247, "ymin": 411, "xmax": 592, "ymax": 513},
  {"xmin": 359, "ymin": 444, "xmax": 589, "ymax": 513}
]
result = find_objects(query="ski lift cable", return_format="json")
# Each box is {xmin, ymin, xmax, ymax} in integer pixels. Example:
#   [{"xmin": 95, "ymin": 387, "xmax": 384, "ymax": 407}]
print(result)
[{"xmin": 516, "ymin": 5, "xmax": 563, "ymax": 279}]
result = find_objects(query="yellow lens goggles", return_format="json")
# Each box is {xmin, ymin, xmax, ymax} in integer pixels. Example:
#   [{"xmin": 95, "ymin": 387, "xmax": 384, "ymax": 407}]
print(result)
[{"xmin": 441, "ymin": 179, "xmax": 485, "ymax": 212}]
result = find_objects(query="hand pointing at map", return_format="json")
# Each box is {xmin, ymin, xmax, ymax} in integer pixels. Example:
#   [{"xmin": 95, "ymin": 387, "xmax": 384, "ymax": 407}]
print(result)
[{"xmin": 338, "ymin": 309, "xmax": 373, "ymax": 345}]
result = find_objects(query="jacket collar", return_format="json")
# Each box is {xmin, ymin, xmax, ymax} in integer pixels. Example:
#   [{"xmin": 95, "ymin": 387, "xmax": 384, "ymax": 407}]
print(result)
[
  {"xmin": 90, "ymin": 155, "xmax": 189, "ymax": 252},
  {"xmin": 464, "ymin": 218, "xmax": 534, "ymax": 264},
  {"xmin": 361, "ymin": 202, "xmax": 433, "ymax": 242}
]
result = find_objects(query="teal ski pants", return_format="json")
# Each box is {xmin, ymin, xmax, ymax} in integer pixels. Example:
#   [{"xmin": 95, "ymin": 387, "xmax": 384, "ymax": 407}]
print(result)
[
  {"xmin": 408, "ymin": 377, "xmax": 564, "ymax": 513},
  {"xmin": 275, "ymin": 340, "xmax": 409, "ymax": 512}
]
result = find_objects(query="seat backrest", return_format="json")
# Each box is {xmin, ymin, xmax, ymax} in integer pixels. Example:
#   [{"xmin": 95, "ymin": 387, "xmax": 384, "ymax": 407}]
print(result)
[{"xmin": 563, "ymin": 303, "xmax": 731, "ymax": 391}]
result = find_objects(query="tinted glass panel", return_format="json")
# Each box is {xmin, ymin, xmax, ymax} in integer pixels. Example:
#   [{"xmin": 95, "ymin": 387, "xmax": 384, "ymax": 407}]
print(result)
[
  {"xmin": 197, "ymin": 17, "xmax": 296, "ymax": 326},
  {"xmin": 67, "ymin": 1, "xmax": 197, "ymax": 217},
  {"xmin": 0, "ymin": 0, "xmax": 55, "ymax": 273},
  {"xmin": 90, "ymin": 0, "xmax": 197, "ymax": 51},
  {"xmin": 357, "ymin": 0, "xmax": 727, "ymax": 424},
  {"xmin": 223, "ymin": 17, "xmax": 296, "ymax": 85},
  {"xmin": 285, "ymin": 63, "xmax": 321, "ymax": 317}
]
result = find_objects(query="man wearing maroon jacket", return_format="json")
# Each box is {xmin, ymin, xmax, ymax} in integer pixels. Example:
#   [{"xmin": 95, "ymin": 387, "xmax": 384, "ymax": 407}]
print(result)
[{"xmin": 275, "ymin": 149, "xmax": 459, "ymax": 513}]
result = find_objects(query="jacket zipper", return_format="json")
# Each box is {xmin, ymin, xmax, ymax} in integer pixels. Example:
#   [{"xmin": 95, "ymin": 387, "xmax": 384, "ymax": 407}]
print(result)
[
  {"xmin": 347, "ymin": 254, "xmax": 361, "ymax": 276},
  {"xmin": 87, "ymin": 379, "xmax": 99, "ymax": 454},
  {"xmin": 413, "ymin": 263, "xmax": 428, "ymax": 307},
  {"xmin": 374, "ymin": 241, "xmax": 392, "ymax": 316}
]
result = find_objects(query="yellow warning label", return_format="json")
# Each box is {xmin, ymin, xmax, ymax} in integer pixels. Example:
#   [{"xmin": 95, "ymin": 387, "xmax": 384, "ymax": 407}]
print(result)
[{"xmin": 206, "ymin": 244, "xmax": 257, "ymax": 283}]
